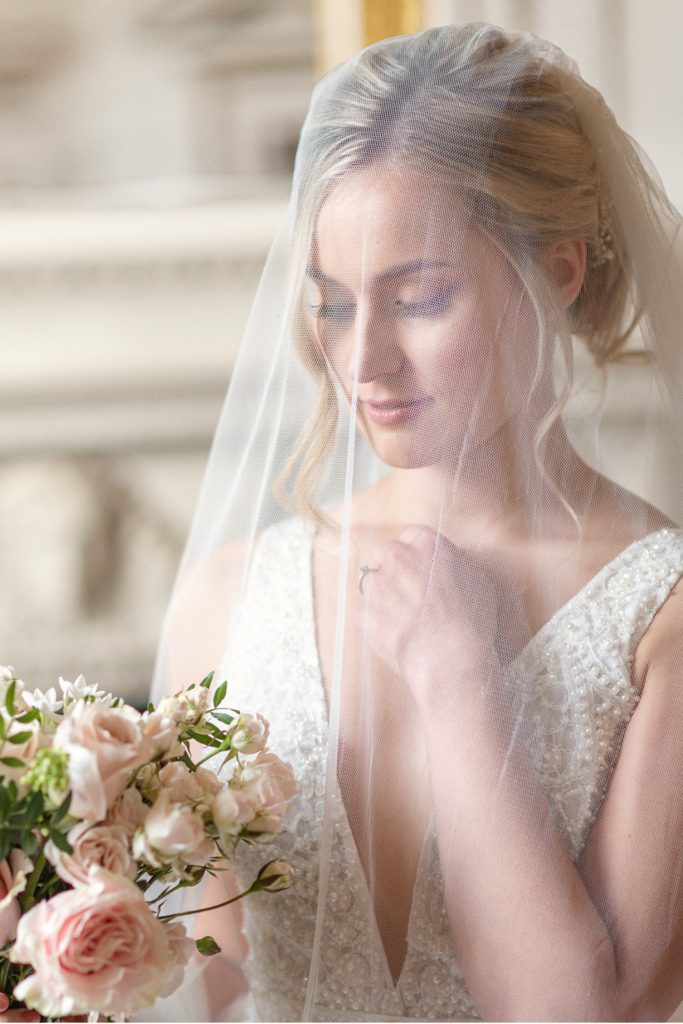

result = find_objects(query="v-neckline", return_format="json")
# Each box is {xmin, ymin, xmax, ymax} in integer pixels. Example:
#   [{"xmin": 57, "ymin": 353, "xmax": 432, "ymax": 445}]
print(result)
[
  {"xmin": 497, "ymin": 526, "xmax": 677, "ymax": 669},
  {"xmin": 299, "ymin": 519, "xmax": 676, "ymax": 995}
]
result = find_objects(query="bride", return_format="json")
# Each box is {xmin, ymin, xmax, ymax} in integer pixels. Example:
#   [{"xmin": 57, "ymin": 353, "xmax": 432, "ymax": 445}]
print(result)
[{"xmin": 152, "ymin": 22, "xmax": 683, "ymax": 1023}]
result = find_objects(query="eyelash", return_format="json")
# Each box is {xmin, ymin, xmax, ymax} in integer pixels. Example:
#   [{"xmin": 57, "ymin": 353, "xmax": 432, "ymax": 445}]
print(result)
[{"xmin": 309, "ymin": 292, "xmax": 454, "ymax": 322}]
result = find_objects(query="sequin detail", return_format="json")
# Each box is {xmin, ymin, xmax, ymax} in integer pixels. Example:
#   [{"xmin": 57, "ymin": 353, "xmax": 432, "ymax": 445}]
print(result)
[{"xmin": 221, "ymin": 519, "xmax": 683, "ymax": 1022}]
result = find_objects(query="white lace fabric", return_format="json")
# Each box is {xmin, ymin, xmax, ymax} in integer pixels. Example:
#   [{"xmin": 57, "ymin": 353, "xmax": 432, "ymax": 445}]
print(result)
[{"xmin": 220, "ymin": 518, "xmax": 683, "ymax": 1023}]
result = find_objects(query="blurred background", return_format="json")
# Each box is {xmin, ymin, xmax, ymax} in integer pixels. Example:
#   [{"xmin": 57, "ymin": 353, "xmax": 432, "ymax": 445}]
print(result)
[{"xmin": 1, "ymin": 0, "xmax": 683, "ymax": 710}]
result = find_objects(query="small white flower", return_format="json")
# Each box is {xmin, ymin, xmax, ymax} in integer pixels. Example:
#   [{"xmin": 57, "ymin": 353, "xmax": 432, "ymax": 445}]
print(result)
[
  {"xmin": 23, "ymin": 687, "xmax": 64, "ymax": 725},
  {"xmin": 0, "ymin": 669, "xmax": 28, "ymax": 714},
  {"xmin": 59, "ymin": 675, "xmax": 114, "ymax": 709}
]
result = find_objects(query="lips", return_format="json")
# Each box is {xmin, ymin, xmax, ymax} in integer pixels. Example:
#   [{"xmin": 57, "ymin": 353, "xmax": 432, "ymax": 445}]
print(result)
[{"xmin": 361, "ymin": 396, "xmax": 433, "ymax": 426}]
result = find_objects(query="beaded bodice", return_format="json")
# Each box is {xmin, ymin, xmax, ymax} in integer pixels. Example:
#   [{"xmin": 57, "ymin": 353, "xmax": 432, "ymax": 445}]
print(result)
[{"xmin": 221, "ymin": 518, "xmax": 683, "ymax": 1022}]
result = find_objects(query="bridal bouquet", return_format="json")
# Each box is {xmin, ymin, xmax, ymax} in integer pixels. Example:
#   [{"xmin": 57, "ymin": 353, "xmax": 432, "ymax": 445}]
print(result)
[{"xmin": 0, "ymin": 666, "xmax": 297, "ymax": 1021}]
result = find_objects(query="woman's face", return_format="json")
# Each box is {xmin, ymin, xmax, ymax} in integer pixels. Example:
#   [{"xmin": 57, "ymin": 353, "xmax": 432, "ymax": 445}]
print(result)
[{"xmin": 305, "ymin": 167, "xmax": 541, "ymax": 470}]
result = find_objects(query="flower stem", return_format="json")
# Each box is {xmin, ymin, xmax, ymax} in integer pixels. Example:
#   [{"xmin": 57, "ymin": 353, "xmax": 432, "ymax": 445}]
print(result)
[{"xmin": 158, "ymin": 881, "xmax": 261, "ymax": 921}]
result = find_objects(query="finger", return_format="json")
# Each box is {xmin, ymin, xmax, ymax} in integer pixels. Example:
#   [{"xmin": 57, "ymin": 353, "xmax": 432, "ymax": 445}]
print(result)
[
  {"xmin": 397, "ymin": 524, "xmax": 438, "ymax": 547},
  {"xmin": 0, "ymin": 995, "xmax": 8, "ymax": 1012}
]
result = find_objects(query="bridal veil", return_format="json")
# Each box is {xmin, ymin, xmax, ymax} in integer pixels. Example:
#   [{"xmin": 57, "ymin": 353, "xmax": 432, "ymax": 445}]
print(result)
[{"xmin": 150, "ymin": 22, "xmax": 683, "ymax": 1022}]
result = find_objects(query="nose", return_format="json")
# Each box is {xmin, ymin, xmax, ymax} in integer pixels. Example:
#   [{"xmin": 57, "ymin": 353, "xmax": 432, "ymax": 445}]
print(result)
[{"xmin": 346, "ymin": 300, "xmax": 405, "ymax": 383}]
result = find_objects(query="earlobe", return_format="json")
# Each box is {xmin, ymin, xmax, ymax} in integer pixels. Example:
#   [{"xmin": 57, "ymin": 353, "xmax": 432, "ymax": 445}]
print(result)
[{"xmin": 543, "ymin": 239, "xmax": 587, "ymax": 309}]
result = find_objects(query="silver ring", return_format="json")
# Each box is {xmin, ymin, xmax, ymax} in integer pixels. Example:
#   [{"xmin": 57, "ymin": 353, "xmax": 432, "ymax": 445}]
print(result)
[{"xmin": 358, "ymin": 564, "xmax": 380, "ymax": 594}]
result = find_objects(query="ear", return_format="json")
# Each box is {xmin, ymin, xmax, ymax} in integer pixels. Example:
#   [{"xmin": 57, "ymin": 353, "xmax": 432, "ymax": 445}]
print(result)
[{"xmin": 539, "ymin": 239, "xmax": 587, "ymax": 309}]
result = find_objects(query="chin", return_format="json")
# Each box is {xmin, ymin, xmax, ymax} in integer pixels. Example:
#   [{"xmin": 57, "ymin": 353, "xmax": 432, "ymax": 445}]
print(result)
[{"xmin": 366, "ymin": 431, "xmax": 451, "ymax": 469}]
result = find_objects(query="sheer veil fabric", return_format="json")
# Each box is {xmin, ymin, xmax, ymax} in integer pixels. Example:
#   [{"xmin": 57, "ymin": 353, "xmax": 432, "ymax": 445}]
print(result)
[{"xmin": 150, "ymin": 22, "xmax": 683, "ymax": 1023}]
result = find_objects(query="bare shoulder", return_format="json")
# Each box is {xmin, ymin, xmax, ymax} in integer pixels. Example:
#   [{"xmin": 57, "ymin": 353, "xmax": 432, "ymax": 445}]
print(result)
[
  {"xmin": 165, "ymin": 534, "xmax": 256, "ymax": 694},
  {"xmin": 587, "ymin": 474, "xmax": 677, "ymax": 543},
  {"xmin": 632, "ymin": 572, "xmax": 683, "ymax": 691}
]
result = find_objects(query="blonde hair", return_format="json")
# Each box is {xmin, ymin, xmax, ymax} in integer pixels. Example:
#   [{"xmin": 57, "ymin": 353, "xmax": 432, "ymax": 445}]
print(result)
[{"xmin": 273, "ymin": 23, "xmax": 645, "ymax": 534}]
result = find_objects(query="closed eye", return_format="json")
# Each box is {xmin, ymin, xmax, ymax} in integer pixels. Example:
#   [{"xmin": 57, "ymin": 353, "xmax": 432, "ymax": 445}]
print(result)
[
  {"xmin": 395, "ymin": 291, "xmax": 455, "ymax": 318},
  {"xmin": 310, "ymin": 302, "xmax": 357, "ymax": 322}
]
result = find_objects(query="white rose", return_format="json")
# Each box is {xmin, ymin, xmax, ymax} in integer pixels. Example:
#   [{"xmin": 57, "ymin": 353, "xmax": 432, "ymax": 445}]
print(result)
[
  {"xmin": 157, "ymin": 686, "xmax": 210, "ymax": 726},
  {"xmin": 155, "ymin": 695, "xmax": 188, "ymax": 724},
  {"xmin": 229, "ymin": 711, "xmax": 270, "ymax": 754},
  {"xmin": 45, "ymin": 822, "xmax": 135, "ymax": 886},
  {"xmin": 141, "ymin": 710, "xmax": 183, "ymax": 758},
  {"xmin": 134, "ymin": 791, "xmax": 215, "ymax": 870},
  {"xmin": 211, "ymin": 786, "xmax": 256, "ymax": 839}
]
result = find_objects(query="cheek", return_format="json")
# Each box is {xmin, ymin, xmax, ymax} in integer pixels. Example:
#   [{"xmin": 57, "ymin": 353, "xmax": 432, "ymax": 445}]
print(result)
[{"xmin": 415, "ymin": 318, "xmax": 495, "ymax": 385}]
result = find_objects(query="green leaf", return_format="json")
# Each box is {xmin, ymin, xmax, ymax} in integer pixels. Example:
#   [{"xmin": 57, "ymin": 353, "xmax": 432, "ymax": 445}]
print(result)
[
  {"xmin": 185, "ymin": 728, "xmax": 221, "ymax": 748},
  {"xmin": 0, "ymin": 787, "xmax": 8, "ymax": 819},
  {"xmin": 147, "ymin": 702, "xmax": 155, "ymax": 713},
  {"xmin": 51, "ymin": 791, "xmax": 72, "ymax": 825},
  {"xmin": 196, "ymin": 936, "xmax": 222, "ymax": 957},
  {"xmin": 212, "ymin": 680, "xmax": 228, "ymax": 708},
  {"xmin": 0, "ymin": 716, "xmax": 5, "ymax": 741},
  {"xmin": 15, "ymin": 708, "xmax": 40, "ymax": 724},
  {"xmin": 48, "ymin": 829, "xmax": 73, "ymax": 854},
  {"xmin": 209, "ymin": 710, "xmax": 235, "ymax": 726},
  {"xmin": 0, "ymin": 836, "xmax": 9, "ymax": 861},
  {"xmin": 199, "ymin": 671, "xmax": 215, "ymax": 690},
  {"xmin": 24, "ymin": 790, "xmax": 44, "ymax": 821},
  {"xmin": 20, "ymin": 831, "xmax": 37, "ymax": 856},
  {"xmin": 0, "ymin": 757, "xmax": 24, "ymax": 769},
  {"xmin": 6, "ymin": 731, "xmax": 33, "ymax": 745},
  {"xmin": 4, "ymin": 680, "xmax": 16, "ymax": 716}
]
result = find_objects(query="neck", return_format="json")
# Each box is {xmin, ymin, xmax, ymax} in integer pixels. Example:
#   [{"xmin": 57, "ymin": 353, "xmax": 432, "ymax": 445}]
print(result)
[{"xmin": 383, "ymin": 413, "xmax": 593, "ymax": 547}]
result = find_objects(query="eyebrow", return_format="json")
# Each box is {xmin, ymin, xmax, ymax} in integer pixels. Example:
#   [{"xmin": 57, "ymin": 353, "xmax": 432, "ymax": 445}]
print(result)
[{"xmin": 305, "ymin": 258, "xmax": 451, "ymax": 285}]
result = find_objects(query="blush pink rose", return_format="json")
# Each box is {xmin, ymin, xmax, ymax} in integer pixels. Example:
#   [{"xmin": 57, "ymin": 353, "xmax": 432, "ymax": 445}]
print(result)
[
  {"xmin": 0, "ymin": 849, "xmax": 32, "ymax": 945},
  {"xmin": 157, "ymin": 761, "xmax": 205, "ymax": 803},
  {"xmin": 53, "ymin": 702, "xmax": 152, "ymax": 821},
  {"xmin": 159, "ymin": 921, "xmax": 195, "ymax": 998},
  {"xmin": 10, "ymin": 867, "xmax": 180, "ymax": 1018},
  {"xmin": 133, "ymin": 790, "xmax": 215, "ymax": 872},
  {"xmin": 106, "ymin": 785, "xmax": 148, "ymax": 836},
  {"xmin": 141, "ymin": 710, "xmax": 183, "ymax": 758},
  {"xmin": 45, "ymin": 822, "xmax": 135, "ymax": 886},
  {"xmin": 235, "ymin": 751, "xmax": 298, "ymax": 840},
  {"xmin": 229, "ymin": 711, "xmax": 270, "ymax": 753}
]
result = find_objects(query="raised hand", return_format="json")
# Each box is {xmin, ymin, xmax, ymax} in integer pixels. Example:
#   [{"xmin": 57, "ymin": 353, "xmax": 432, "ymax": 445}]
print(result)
[{"xmin": 352, "ymin": 524, "xmax": 501, "ymax": 713}]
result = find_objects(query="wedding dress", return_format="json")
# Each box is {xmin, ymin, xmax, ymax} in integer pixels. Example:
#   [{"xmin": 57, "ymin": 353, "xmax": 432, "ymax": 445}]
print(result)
[{"xmin": 217, "ymin": 516, "xmax": 683, "ymax": 1022}]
